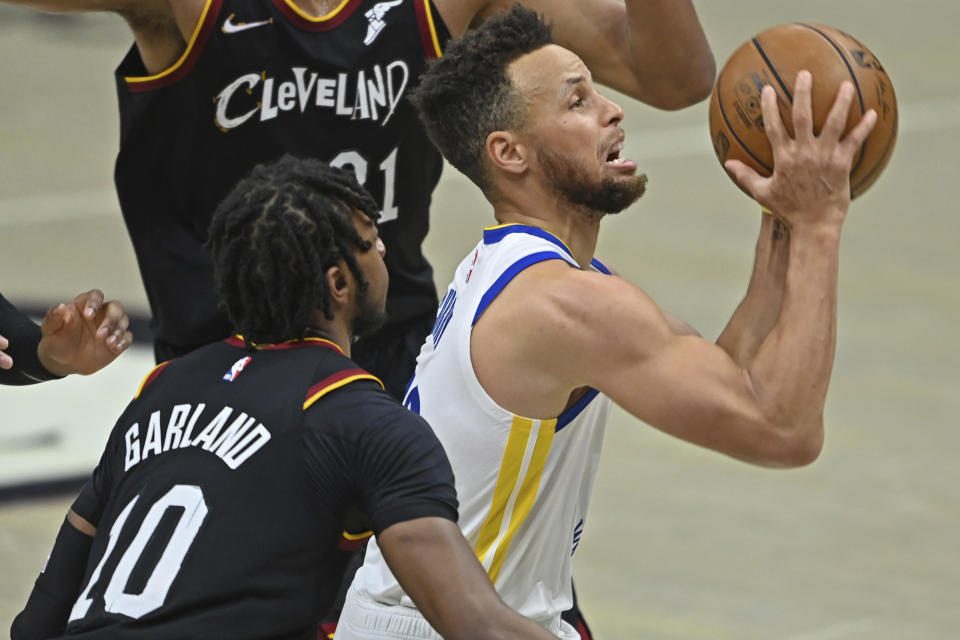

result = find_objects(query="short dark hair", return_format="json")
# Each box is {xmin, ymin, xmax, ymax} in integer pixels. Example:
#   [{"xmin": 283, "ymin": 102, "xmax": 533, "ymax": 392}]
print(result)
[
  {"xmin": 206, "ymin": 154, "xmax": 380, "ymax": 346},
  {"xmin": 410, "ymin": 4, "xmax": 553, "ymax": 193}
]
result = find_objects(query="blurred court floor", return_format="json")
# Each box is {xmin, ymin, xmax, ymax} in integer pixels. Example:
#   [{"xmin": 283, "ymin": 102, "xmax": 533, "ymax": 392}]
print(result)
[{"xmin": 1, "ymin": 1, "xmax": 958, "ymax": 638}]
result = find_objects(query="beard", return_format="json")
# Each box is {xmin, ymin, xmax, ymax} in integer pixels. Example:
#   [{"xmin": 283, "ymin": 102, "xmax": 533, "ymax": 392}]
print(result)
[
  {"xmin": 351, "ymin": 288, "xmax": 388, "ymax": 339},
  {"xmin": 538, "ymin": 146, "xmax": 647, "ymax": 214}
]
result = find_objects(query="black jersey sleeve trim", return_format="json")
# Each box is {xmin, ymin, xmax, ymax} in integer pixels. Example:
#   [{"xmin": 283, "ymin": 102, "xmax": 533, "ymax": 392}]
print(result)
[{"xmin": 124, "ymin": 0, "xmax": 223, "ymax": 92}]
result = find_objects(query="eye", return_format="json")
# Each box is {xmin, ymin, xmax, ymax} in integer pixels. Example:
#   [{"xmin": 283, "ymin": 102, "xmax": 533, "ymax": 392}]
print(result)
[{"xmin": 570, "ymin": 96, "xmax": 584, "ymax": 110}]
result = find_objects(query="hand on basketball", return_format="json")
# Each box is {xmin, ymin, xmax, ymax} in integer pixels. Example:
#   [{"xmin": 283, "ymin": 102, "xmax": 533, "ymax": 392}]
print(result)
[
  {"xmin": 36, "ymin": 289, "xmax": 133, "ymax": 377},
  {"xmin": 725, "ymin": 71, "xmax": 878, "ymax": 228}
]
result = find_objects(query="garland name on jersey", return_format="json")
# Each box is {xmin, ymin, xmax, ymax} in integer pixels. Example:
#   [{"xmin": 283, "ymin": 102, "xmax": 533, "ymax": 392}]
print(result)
[{"xmin": 124, "ymin": 402, "xmax": 272, "ymax": 472}]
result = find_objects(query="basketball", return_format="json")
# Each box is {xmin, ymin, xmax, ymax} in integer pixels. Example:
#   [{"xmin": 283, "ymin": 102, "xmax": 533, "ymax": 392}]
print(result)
[{"xmin": 709, "ymin": 23, "xmax": 898, "ymax": 198}]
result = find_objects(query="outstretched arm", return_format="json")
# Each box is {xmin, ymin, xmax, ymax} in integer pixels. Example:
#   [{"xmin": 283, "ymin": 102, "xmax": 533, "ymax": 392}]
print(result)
[
  {"xmin": 438, "ymin": 0, "xmax": 715, "ymax": 109},
  {"xmin": 379, "ymin": 518, "xmax": 558, "ymax": 640},
  {"xmin": 2, "ymin": 0, "xmax": 197, "ymax": 75}
]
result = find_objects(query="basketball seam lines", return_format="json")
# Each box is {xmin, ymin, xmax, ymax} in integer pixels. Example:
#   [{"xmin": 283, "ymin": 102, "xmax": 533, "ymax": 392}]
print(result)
[
  {"xmin": 798, "ymin": 23, "xmax": 868, "ymax": 183},
  {"xmin": 752, "ymin": 38, "xmax": 793, "ymax": 103}
]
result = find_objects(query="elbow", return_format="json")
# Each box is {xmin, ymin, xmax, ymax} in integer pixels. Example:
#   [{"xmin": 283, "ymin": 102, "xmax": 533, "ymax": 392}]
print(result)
[
  {"xmin": 764, "ymin": 417, "xmax": 825, "ymax": 468},
  {"xmin": 642, "ymin": 60, "xmax": 717, "ymax": 111}
]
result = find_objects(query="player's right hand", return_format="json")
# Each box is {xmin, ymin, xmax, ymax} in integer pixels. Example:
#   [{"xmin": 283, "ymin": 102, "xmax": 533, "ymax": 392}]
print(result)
[{"xmin": 724, "ymin": 70, "xmax": 878, "ymax": 229}]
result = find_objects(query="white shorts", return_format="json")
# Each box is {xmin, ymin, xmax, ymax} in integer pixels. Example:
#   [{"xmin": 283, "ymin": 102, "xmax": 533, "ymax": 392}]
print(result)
[{"xmin": 336, "ymin": 582, "xmax": 579, "ymax": 640}]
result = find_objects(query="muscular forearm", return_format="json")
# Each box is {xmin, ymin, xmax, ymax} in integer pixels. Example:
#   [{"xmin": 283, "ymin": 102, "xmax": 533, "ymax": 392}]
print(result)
[
  {"xmin": 716, "ymin": 213, "xmax": 789, "ymax": 367},
  {"xmin": 746, "ymin": 221, "xmax": 843, "ymax": 463}
]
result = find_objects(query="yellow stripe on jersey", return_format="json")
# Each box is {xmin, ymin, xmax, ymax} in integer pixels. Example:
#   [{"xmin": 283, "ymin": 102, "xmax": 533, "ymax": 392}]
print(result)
[
  {"xmin": 302, "ymin": 374, "xmax": 383, "ymax": 410},
  {"xmin": 422, "ymin": 0, "xmax": 443, "ymax": 58},
  {"xmin": 282, "ymin": 0, "xmax": 352, "ymax": 22},
  {"xmin": 475, "ymin": 416, "xmax": 557, "ymax": 582},
  {"xmin": 134, "ymin": 361, "xmax": 170, "ymax": 399},
  {"xmin": 342, "ymin": 529, "xmax": 373, "ymax": 541},
  {"xmin": 483, "ymin": 222, "xmax": 575, "ymax": 257},
  {"xmin": 126, "ymin": 0, "xmax": 215, "ymax": 84}
]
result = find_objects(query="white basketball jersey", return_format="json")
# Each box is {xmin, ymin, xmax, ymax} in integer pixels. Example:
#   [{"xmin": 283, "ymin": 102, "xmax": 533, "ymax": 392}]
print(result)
[{"xmin": 353, "ymin": 223, "xmax": 612, "ymax": 631}]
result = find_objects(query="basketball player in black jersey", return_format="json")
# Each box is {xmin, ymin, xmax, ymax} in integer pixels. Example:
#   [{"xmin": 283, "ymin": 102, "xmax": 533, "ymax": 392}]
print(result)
[
  {"xmin": 1, "ymin": 290, "xmax": 132, "ymax": 386},
  {"xmin": 11, "ymin": 156, "xmax": 558, "ymax": 640},
  {"xmin": 5, "ymin": 0, "xmax": 714, "ymax": 634}
]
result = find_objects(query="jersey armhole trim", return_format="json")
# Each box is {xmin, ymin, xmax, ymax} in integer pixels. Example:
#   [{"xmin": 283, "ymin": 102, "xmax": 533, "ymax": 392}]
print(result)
[
  {"xmin": 415, "ymin": 0, "xmax": 444, "ymax": 59},
  {"xmin": 471, "ymin": 251, "xmax": 574, "ymax": 326},
  {"xmin": 124, "ymin": 0, "xmax": 222, "ymax": 92},
  {"xmin": 339, "ymin": 529, "xmax": 373, "ymax": 550},
  {"xmin": 134, "ymin": 361, "xmax": 171, "ymax": 398},
  {"xmin": 303, "ymin": 369, "xmax": 384, "ymax": 409}
]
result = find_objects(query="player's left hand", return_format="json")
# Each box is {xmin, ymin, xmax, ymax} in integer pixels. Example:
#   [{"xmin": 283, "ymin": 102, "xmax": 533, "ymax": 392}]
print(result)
[{"xmin": 36, "ymin": 289, "xmax": 133, "ymax": 377}]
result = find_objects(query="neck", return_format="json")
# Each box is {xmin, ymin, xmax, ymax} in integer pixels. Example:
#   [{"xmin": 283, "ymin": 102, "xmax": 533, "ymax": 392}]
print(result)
[
  {"xmin": 491, "ymin": 194, "xmax": 602, "ymax": 269},
  {"xmin": 305, "ymin": 317, "xmax": 353, "ymax": 357}
]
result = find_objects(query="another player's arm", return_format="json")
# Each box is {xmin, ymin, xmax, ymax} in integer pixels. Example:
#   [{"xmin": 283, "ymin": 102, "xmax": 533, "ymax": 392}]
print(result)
[
  {"xmin": 438, "ymin": 0, "xmax": 715, "ymax": 109},
  {"xmin": 1, "ymin": 0, "xmax": 200, "ymax": 75},
  {"xmin": 378, "ymin": 519, "xmax": 559, "ymax": 640},
  {"xmin": 11, "ymin": 510, "xmax": 97, "ymax": 640}
]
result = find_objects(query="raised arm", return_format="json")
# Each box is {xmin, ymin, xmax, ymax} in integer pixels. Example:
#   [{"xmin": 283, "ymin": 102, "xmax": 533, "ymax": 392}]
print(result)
[
  {"xmin": 437, "ymin": 0, "xmax": 715, "ymax": 109},
  {"xmin": 478, "ymin": 73, "xmax": 876, "ymax": 468},
  {"xmin": 2, "ymin": 0, "xmax": 197, "ymax": 75},
  {"xmin": 378, "ymin": 518, "xmax": 558, "ymax": 640}
]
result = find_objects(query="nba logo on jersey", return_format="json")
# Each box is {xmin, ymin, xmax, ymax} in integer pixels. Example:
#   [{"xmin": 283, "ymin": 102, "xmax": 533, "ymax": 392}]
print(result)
[{"xmin": 223, "ymin": 356, "xmax": 252, "ymax": 382}]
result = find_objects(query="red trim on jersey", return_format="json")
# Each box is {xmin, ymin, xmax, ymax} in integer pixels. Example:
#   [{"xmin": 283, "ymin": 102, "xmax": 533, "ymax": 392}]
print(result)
[
  {"xmin": 318, "ymin": 622, "xmax": 337, "ymax": 639},
  {"xmin": 136, "ymin": 361, "xmax": 171, "ymax": 398},
  {"xmin": 414, "ymin": 0, "xmax": 443, "ymax": 59},
  {"xmin": 272, "ymin": 0, "xmax": 363, "ymax": 32},
  {"xmin": 304, "ymin": 368, "xmax": 381, "ymax": 406},
  {"xmin": 338, "ymin": 530, "xmax": 372, "ymax": 550},
  {"xmin": 126, "ymin": 0, "xmax": 224, "ymax": 93},
  {"xmin": 225, "ymin": 335, "xmax": 345, "ymax": 354}
]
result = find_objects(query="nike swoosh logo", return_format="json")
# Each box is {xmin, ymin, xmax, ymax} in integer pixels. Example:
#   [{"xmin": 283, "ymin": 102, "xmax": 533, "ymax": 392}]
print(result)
[{"xmin": 222, "ymin": 13, "xmax": 273, "ymax": 34}]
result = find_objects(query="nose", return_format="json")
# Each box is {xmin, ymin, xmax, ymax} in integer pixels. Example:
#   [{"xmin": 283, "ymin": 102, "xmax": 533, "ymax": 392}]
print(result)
[
  {"xmin": 376, "ymin": 236, "xmax": 386, "ymax": 257},
  {"xmin": 602, "ymin": 94, "xmax": 624, "ymax": 127}
]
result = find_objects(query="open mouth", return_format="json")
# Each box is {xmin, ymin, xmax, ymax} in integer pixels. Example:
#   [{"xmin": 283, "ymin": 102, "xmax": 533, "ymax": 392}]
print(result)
[{"xmin": 604, "ymin": 141, "xmax": 633, "ymax": 168}]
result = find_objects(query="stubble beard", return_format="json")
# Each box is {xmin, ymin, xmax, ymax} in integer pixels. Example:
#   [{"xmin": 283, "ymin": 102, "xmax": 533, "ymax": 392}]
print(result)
[{"xmin": 538, "ymin": 146, "xmax": 648, "ymax": 215}]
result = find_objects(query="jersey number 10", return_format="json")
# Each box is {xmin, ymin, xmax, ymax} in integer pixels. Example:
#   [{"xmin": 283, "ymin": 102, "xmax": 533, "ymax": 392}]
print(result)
[{"xmin": 69, "ymin": 485, "xmax": 208, "ymax": 621}]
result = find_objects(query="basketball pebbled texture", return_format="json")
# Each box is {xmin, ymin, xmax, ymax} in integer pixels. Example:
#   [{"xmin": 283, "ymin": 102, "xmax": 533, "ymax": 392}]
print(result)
[{"xmin": 709, "ymin": 23, "xmax": 898, "ymax": 198}]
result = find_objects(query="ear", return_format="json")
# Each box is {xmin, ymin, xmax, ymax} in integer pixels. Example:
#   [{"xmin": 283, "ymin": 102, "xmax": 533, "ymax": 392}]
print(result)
[
  {"xmin": 485, "ymin": 130, "xmax": 527, "ymax": 177},
  {"xmin": 325, "ymin": 263, "xmax": 350, "ymax": 309}
]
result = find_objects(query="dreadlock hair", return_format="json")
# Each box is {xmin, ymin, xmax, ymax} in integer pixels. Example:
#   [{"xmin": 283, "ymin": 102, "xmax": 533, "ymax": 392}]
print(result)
[
  {"xmin": 409, "ymin": 4, "xmax": 553, "ymax": 194},
  {"xmin": 206, "ymin": 154, "xmax": 381, "ymax": 346}
]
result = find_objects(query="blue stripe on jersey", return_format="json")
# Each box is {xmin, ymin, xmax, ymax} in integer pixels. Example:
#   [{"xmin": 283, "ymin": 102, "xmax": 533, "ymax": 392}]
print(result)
[
  {"xmin": 590, "ymin": 258, "xmax": 612, "ymax": 274},
  {"xmin": 432, "ymin": 288, "xmax": 457, "ymax": 346},
  {"xmin": 483, "ymin": 225, "xmax": 574, "ymax": 260},
  {"xmin": 471, "ymin": 251, "xmax": 570, "ymax": 326},
  {"xmin": 556, "ymin": 388, "xmax": 600, "ymax": 432}
]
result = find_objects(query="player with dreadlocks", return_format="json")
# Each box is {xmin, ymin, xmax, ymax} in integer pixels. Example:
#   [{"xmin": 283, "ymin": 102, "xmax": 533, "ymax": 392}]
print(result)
[{"xmin": 12, "ymin": 156, "xmax": 558, "ymax": 640}]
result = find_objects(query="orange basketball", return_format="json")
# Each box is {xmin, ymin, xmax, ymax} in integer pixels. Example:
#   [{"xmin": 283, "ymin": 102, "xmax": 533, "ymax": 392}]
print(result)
[{"xmin": 709, "ymin": 23, "xmax": 898, "ymax": 198}]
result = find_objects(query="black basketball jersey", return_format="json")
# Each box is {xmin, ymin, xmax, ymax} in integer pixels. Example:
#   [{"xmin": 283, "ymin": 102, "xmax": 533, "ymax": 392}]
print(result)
[
  {"xmin": 114, "ymin": 0, "xmax": 451, "ymax": 358},
  {"xmin": 60, "ymin": 337, "xmax": 457, "ymax": 639}
]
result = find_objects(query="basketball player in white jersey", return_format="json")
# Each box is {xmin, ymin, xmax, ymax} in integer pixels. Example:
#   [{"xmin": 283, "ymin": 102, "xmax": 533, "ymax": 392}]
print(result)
[{"xmin": 338, "ymin": 6, "xmax": 878, "ymax": 639}]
